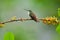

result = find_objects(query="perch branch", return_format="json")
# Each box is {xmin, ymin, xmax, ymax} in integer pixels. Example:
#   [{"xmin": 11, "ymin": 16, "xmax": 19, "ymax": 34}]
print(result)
[
  {"xmin": 0, "ymin": 16, "xmax": 60, "ymax": 25},
  {"xmin": 0, "ymin": 18, "xmax": 43, "ymax": 24}
]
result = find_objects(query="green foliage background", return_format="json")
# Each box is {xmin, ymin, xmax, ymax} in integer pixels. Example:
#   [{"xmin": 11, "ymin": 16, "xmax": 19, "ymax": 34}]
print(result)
[
  {"xmin": 4, "ymin": 32, "xmax": 14, "ymax": 40},
  {"xmin": 0, "ymin": 0, "xmax": 60, "ymax": 40}
]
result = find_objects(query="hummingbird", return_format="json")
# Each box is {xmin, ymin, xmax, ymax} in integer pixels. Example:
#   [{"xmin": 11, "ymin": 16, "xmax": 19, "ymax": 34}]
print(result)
[{"xmin": 24, "ymin": 9, "xmax": 39, "ymax": 22}]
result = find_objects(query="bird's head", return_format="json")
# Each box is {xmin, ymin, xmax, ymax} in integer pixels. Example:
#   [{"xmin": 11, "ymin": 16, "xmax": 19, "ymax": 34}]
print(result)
[
  {"xmin": 24, "ymin": 9, "xmax": 32, "ymax": 15},
  {"xmin": 24, "ymin": 9, "xmax": 32, "ymax": 12}
]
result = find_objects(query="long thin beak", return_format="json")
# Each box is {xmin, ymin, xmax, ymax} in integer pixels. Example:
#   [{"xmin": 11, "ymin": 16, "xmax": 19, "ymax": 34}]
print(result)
[{"xmin": 24, "ymin": 9, "xmax": 29, "ymax": 11}]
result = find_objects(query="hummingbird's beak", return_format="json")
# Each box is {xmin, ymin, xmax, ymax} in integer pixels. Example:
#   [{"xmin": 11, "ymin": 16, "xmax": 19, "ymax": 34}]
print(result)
[{"xmin": 24, "ymin": 9, "xmax": 29, "ymax": 11}]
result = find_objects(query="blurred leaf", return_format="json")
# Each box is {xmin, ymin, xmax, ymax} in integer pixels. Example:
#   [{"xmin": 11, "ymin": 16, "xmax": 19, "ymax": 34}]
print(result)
[
  {"xmin": 56, "ymin": 24, "xmax": 60, "ymax": 34},
  {"xmin": 4, "ymin": 32, "xmax": 14, "ymax": 40},
  {"xmin": 58, "ymin": 8, "xmax": 60, "ymax": 16},
  {"xmin": 0, "ymin": 23, "xmax": 5, "ymax": 28}
]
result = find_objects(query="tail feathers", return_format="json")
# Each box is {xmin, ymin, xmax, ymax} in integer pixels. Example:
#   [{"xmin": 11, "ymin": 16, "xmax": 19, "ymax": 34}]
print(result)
[
  {"xmin": 35, "ymin": 17, "xmax": 40, "ymax": 22},
  {"xmin": 35, "ymin": 19, "xmax": 40, "ymax": 22}
]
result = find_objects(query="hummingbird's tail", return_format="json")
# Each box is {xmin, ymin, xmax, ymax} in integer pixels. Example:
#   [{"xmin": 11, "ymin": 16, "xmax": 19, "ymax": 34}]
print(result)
[
  {"xmin": 36, "ymin": 19, "xmax": 40, "ymax": 22},
  {"xmin": 35, "ymin": 18, "xmax": 40, "ymax": 22}
]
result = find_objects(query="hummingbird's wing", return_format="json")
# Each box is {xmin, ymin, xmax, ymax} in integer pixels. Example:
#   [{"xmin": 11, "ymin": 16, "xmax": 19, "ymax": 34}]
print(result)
[{"xmin": 29, "ymin": 13, "xmax": 39, "ymax": 22}]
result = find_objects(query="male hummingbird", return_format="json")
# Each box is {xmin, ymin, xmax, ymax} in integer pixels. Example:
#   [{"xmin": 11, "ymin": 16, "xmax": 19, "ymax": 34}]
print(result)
[{"xmin": 24, "ymin": 9, "xmax": 39, "ymax": 22}]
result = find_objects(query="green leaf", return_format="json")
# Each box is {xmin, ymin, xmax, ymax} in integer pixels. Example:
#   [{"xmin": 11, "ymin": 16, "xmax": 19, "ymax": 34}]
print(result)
[
  {"xmin": 4, "ymin": 32, "xmax": 14, "ymax": 40},
  {"xmin": 58, "ymin": 8, "xmax": 60, "ymax": 16},
  {"xmin": 56, "ymin": 24, "xmax": 60, "ymax": 34}
]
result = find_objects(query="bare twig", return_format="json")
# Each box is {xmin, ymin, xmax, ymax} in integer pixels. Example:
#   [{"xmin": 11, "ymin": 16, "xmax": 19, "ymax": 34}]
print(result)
[
  {"xmin": 0, "ymin": 16, "xmax": 60, "ymax": 25},
  {"xmin": 0, "ymin": 18, "xmax": 44, "ymax": 24}
]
